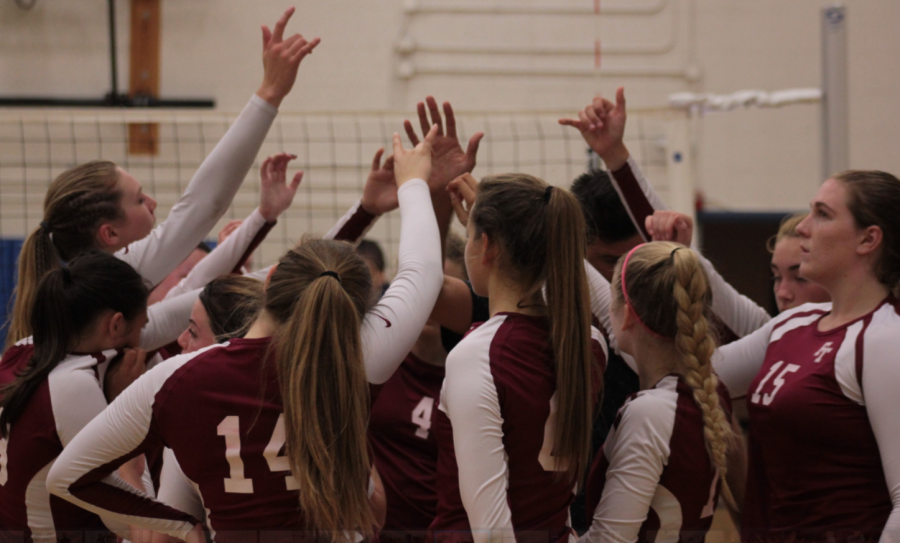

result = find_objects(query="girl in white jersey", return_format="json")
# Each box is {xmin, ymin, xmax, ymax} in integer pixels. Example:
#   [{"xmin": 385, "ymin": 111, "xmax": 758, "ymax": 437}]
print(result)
[
  {"xmin": 5, "ymin": 7, "xmax": 319, "ymax": 349},
  {"xmin": 581, "ymin": 241, "xmax": 737, "ymax": 543},
  {"xmin": 711, "ymin": 170, "xmax": 900, "ymax": 542},
  {"xmin": 0, "ymin": 251, "xmax": 152, "ymax": 542},
  {"xmin": 46, "ymin": 127, "xmax": 445, "ymax": 543}
]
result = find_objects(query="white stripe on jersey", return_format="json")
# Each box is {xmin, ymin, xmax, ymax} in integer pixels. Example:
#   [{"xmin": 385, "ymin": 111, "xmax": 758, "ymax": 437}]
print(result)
[
  {"xmin": 834, "ymin": 321, "xmax": 865, "ymax": 405},
  {"xmin": 770, "ymin": 313, "xmax": 824, "ymax": 343},
  {"xmin": 648, "ymin": 485, "xmax": 682, "ymax": 543},
  {"xmin": 26, "ymin": 462, "xmax": 56, "ymax": 543}
]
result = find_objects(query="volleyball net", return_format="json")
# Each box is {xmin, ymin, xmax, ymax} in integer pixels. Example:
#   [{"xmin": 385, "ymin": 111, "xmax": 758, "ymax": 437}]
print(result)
[{"xmin": 0, "ymin": 106, "xmax": 690, "ymax": 327}]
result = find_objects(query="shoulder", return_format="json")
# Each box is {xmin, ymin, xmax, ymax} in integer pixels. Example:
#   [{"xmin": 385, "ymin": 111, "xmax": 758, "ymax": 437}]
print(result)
[
  {"xmin": 143, "ymin": 342, "xmax": 231, "ymax": 396},
  {"xmin": 442, "ymin": 315, "xmax": 509, "ymax": 412},
  {"xmin": 620, "ymin": 378, "xmax": 679, "ymax": 427},
  {"xmin": 767, "ymin": 302, "xmax": 832, "ymax": 341}
]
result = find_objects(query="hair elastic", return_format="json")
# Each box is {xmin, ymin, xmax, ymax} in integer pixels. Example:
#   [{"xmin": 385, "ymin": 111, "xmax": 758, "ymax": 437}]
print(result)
[
  {"xmin": 669, "ymin": 247, "xmax": 685, "ymax": 261},
  {"xmin": 39, "ymin": 220, "xmax": 51, "ymax": 232},
  {"xmin": 620, "ymin": 243, "xmax": 665, "ymax": 339},
  {"xmin": 542, "ymin": 185, "xmax": 554, "ymax": 203},
  {"xmin": 319, "ymin": 270, "xmax": 342, "ymax": 284}
]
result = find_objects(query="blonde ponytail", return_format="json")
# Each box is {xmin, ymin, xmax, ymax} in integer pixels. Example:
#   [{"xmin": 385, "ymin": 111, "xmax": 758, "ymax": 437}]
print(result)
[
  {"xmin": 670, "ymin": 249, "xmax": 737, "ymax": 507},
  {"xmin": 266, "ymin": 240, "xmax": 375, "ymax": 541}
]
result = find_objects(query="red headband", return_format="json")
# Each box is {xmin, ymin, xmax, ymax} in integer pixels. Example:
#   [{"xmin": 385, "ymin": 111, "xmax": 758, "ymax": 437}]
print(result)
[{"xmin": 620, "ymin": 243, "xmax": 665, "ymax": 339}]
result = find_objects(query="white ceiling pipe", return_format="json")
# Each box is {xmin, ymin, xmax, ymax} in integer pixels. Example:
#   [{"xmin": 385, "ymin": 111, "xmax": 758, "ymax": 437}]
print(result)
[
  {"xmin": 402, "ymin": 0, "xmax": 669, "ymax": 16},
  {"xmin": 399, "ymin": 62, "xmax": 697, "ymax": 80},
  {"xmin": 395, "ymin": 35, "xmax": 677, "ymax": 56}
]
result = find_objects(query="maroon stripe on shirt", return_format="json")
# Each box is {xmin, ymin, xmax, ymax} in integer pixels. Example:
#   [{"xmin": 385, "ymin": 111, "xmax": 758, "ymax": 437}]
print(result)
[
  {"xmin": 231, "ymin": 220, "xmax": 276, "ymax": 274},
  {"xmin": 334, "ymin": 204, "xmax": 377, "ymax": 243},
  {"xmin": 67, "ymin": 426, "xmax": 199, "ymax": 526},
  {"xmin": 609, "ymin": 162, "xmax": 653, "ymax": 241}
]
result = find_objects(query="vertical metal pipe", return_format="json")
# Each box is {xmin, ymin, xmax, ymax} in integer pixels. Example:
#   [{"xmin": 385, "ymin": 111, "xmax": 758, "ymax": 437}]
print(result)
[
  {"xmin": 821, "ymin": 4, "xmax": 848, "ymax": 180},
  {"xmin": 108, "ymin": 0, "xmax": 119, "ymax": 97}
]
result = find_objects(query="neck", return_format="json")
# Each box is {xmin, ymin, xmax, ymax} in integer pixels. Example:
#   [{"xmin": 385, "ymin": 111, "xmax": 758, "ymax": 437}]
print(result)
[
  {"xmin": 71, "ymin": 335, "xmax": 112, "ymax": 354},
  {"xmin": 244, "ymin": 310, "xmax": 279, "ymax": 339},
  {"xmin": 487, "ymin": 272, "xmax": 544, "ymax": 318},
  {"xmin": 821, "ymin": 269, "xmax": 889, "ymax": 330},
  {"xmin": 627, "ymin": 333, "xmax": 680, "ymax": 390}
]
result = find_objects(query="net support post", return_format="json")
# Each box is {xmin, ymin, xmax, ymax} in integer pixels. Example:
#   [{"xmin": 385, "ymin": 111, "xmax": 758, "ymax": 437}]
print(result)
[{"xmin": 821, "ymin": 4, "xmax": 849, "ymax": 180}]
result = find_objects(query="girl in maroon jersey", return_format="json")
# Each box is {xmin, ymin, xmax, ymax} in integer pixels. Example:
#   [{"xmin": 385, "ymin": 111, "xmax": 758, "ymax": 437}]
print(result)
[
  {"xmin": 430, "ymin": 173, "xmax": 605, "ymax": 543},
  {"xmin": 0, "ymin": 251, "xmax": 151, "ymax": 542},
  {"xmin": 46, "ymin": 126, "xmax": 445, "ymax": 543},
  {"xmin": 5, "ymin": 7, "xmax": 318, "ymax": 351},
  {"xmin": 176, "ymin": 276, "xmax": 265, "ymax": 354},
  {"xmin": 581, "ymin": 241, "xmax": 739, "ymax": 543},
  {"xmin": 713, "ymin": 171, "xmax": 900, "ymax": 542}
]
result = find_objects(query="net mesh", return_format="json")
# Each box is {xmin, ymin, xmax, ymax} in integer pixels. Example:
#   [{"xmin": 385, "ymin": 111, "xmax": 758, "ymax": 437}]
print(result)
[{"xmin": 0, "ymin": 107, "xmax": 683, "ymax": 276}]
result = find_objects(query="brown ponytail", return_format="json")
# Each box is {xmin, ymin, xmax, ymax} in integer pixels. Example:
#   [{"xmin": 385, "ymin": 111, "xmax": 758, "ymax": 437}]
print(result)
[
  {"xmin": 6, "ymin": 161, "xmax": 123, "ymax": 349},
  {"xmin": 612, "ymin": 241, "xmax": 736, "ymax": 505},
  {"xmin": 264, "ymin": 239, "xmax": 374, "ymax": 541},
  {"xmin": 470, "ymin": 175, "xmax": 595, "ymax": 483}
]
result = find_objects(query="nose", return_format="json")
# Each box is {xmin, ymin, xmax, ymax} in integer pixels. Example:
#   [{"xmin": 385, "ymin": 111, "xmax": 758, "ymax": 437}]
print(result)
[
  {"xmin": 147, "ymin": 195, "xmax": 158, "ymax": 214},
  {"xmin": 795, "ymin": 214, "xmax": 811, "ymax": 238},
  {"xmin": 775, "ymin": 280, "xmax": 794, "ymax": 307},
  {"xmin": 177, "ymin": 329, "xmax": 189, "ymax": 351}
]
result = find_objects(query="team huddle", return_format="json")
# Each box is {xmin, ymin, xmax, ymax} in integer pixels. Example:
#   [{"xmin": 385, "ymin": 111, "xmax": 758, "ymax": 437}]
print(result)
[{"xmin": 2, "ymin": 8, "xmax": 900, "ymax": 543}]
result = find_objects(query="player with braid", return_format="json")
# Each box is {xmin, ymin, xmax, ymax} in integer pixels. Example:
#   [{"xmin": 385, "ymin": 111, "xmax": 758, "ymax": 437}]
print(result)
[{"xmin": 581, "ymin": 241, "xmax": 736, "ymax": 543}]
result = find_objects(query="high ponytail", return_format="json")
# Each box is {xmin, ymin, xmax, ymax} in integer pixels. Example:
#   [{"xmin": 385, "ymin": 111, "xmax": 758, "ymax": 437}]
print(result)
[
  {"xmin": 0, "ymin": 251, "xmax": 147, "ymax": 437},
  {"xmin": 264, "ymin": 239, "xmax": 374, "ymax": 541},
  {"xmin": 6, "ymin": 161, "xmax": 123, "ymax": 349},
  {"xmin": 544, "ymin": 188, "xmax": 594, "ymax": 483},
  {"xmin": 470, "ymin": 175, "xmax": 596, "ymax": 483},
  {"xmin": 612, "ymin": 241, "xmax": 736, "ymax": 505}
]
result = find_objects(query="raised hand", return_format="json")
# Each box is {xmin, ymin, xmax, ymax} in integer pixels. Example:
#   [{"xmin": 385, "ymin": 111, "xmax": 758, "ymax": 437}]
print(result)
[
  {"xmin": 361, "ymin": 148, "xmax": 399, "ymax": 215},
  {"xmin": 558, "ymin": 87, "xmax": 630, "ymax": 171},
  {"xmin": 404, "ymin": 97, "xmax": 484, "ymax": 192},
  {"xmin": 104, "ymin": 348, "xmax": 147, "ymax": 403},
  {"xmin": 447, "ymin": 173, "xmax": 479, "ymax": 227},
  {"xmin": 393, "ymin": 124, "xmax": 439, "ymax": 188},
  {"xmin": 256, "ymin": 7, "xmax": 321, "ymax": 108},
  {"xmin": 259, "ymin": 152, "xmax": 303, "ymax": 222},
  {"xmin": 646, "ymin": 210, "xmax": 693, "ymax": 246}
]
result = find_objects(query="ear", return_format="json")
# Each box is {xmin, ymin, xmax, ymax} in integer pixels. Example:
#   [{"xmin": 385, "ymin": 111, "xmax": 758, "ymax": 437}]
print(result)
[
  {"xmin": 96, "ymin": 222, "xmax": 120, "ymax": 250},
  {"xmin": 857, "ymin": 225, "xmax": 883, "ymax": 257},
  {"xmin": 620, "ymin": 304, "xmax": 639, "ymax": 332},
  {"xmin": 108, "ymin": 311, "xmax": 127, "ymax": 340},
  {"xmin": 480, "ymin": 232, "xmax": 497, "ymax": 267}
]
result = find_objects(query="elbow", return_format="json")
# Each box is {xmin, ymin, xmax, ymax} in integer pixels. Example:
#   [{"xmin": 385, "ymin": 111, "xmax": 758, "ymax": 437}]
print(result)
[{"xmin": 45, "ymin": 462, "xmax": 70, "ymax": 498}]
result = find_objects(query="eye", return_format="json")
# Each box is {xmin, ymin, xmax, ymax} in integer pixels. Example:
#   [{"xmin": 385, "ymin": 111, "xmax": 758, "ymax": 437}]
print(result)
[
  {"xmin": 189, "ymin": 328, "xmax": 198, "ymax": 339},
  {"xmin": 772, "ymin": 276, "xmax": 782, "ymax": 284},
  {"xmin": 796, "ymin": 276, "xmax": 808, "ymax": 284}
]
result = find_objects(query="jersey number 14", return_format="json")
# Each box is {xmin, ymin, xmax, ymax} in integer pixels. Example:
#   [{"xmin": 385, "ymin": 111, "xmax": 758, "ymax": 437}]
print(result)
[{"xmin": 217, "ymin": 414, "xmax": 299, "ymax": 494}]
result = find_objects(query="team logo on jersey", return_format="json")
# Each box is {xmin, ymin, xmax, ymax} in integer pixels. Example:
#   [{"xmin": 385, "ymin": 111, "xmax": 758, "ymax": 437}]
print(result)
[{"xmin": 813, "ymin": 342, "xmax": 834, "ymax": 363}]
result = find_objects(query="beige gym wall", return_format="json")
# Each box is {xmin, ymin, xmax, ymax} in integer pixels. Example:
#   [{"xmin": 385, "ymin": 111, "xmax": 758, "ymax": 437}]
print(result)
[{"xmin": 1, "ymin": 0, "xmax": 896, "ymax": 211}]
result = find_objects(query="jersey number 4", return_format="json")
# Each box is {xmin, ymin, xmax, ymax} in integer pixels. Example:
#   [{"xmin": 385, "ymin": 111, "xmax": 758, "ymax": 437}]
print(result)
[
  {"xmin": 750, "ymin": 361, "xmax": 800, "ymax": 406},
  {"xmin": 412, "ymin": 397, "xmax": 434, "ymax": 439},
  {"xmin": 217, "ymin": 414, "xmax": 299, "ymax": 494}
]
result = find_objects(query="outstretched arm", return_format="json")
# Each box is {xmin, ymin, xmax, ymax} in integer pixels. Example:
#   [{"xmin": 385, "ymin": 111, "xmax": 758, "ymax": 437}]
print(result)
[
  {"xmin": 360, "ymin": 127, "xmax": 444, "ymax": 385},
  {"xmin": 117, "ymin": 8, "xmax": 320, "ymax": 288},
  {"xmin": 162, "ymin": 153, "xmax": 301, "ymax": 299}
]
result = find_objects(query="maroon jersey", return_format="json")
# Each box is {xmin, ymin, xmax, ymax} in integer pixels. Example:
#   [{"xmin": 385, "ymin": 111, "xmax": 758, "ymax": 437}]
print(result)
[
  {"xmin": 43, "ymin": 338, "xmax": 379, "ymax": 543},
  {"xmin": 430, "ymin": 313, "xmax": 607, "ymax": 543},
  {"xmin": 742, "ymin": 300, "xmax": 899, "ymax": 541},
  {"xmin": 369, "ymin": 353, "xmax": 445, "ymax": 533},
  {"xmin": 583, "ymin": 375, "xmax": 733, "ymax": 543},
  {"xmin": 0, "ymin": 341, "xmax": 121, "ymax": 543}
]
